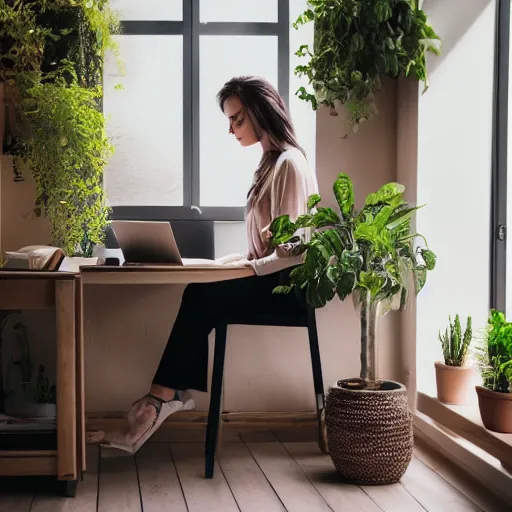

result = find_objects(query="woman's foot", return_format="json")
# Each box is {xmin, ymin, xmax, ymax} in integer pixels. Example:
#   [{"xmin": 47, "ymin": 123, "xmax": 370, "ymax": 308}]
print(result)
[{"xmin": 87, "ymin": 390, "xmax": 195, "ymax": 452}]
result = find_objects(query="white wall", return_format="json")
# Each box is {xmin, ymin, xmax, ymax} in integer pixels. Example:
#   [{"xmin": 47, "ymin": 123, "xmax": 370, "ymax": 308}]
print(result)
[{"xmin": 416, "ymin": 0, "xmax": 495, "ymax": 397}]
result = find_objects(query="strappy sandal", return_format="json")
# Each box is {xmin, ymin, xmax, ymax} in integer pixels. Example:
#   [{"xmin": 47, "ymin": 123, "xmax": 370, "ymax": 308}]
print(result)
[{"xmin": 101, "ymin": 390, "xmax": 195, "ymax": 454}]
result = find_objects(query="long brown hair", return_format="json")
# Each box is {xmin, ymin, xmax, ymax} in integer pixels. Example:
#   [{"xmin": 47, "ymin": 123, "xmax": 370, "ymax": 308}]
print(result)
[{"xmin": 217, "ymin": 76, "xmax": 305, "ymax": 211}]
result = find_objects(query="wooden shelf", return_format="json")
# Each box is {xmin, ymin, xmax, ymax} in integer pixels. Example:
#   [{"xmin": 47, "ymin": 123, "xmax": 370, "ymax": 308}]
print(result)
[
  {"xmin": 0, "ymin": 450, "xmax": 57, "ymax": 476},
  {"xmin": 0, "ymin": 449, "xmax": 57, "ymax": 457},
  {"xmin": 417, "ymin": 392, "xmax": 512, "ymax": 465}
]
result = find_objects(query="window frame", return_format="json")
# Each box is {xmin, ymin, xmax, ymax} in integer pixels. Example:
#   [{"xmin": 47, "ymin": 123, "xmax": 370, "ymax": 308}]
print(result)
[
  {"xmin": 108, "ymin": 0, "xmax": 290, "ymax": 222},
  {"xmin": 490, "ymin": 0, "xmax": 509, "ymax": 312}
]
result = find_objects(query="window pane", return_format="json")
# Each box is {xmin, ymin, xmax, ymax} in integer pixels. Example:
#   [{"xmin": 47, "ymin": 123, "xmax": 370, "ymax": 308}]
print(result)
[
  {"xmin": 103, "ymin": 35, "xmax": 183, "ymax": 206},
  {"xmin": 200, "ymin": 0, "xmax": 278, "ymax": 23},
  {"xmin": 199, "ymin": 36, "xmax": 278, "ymax": 207},
  {"xmin": 110, "ymin": 0, "xmax": 182, "ymax": 21}
]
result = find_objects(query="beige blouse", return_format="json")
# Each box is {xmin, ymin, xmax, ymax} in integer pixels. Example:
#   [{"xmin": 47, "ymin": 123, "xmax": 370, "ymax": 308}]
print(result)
[{"xmin": 246, "ymin": 147, "xmax": 318, "ymax": 276}]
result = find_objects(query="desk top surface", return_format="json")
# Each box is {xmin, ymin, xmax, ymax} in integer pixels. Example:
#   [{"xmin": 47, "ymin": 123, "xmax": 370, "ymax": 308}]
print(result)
[
  {"xmin": 79, "ymin": 264, "xmax": 254, "ymax": 285},
  {"xmin": 0, "ymin": 270, "xmax": 77, "ymax": 280},
  {"xmin": 0, "ymin": 265, "xmax": 255, "ymax": 285}
]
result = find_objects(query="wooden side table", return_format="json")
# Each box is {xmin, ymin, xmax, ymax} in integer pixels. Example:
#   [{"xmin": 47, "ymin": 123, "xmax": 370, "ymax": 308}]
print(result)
[{"xmin": 0, "ymin": 271, "xmax": 84, "ymax": 497}]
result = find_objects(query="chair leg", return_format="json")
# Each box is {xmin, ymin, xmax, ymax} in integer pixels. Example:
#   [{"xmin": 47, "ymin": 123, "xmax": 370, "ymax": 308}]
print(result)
[
  {"xmin": 205, "ymin": 324, "xmax": 228, "ymax": 478},
  {"xmin": 307, "ymin": 307, "xmax": 328, "ymax": 453}
]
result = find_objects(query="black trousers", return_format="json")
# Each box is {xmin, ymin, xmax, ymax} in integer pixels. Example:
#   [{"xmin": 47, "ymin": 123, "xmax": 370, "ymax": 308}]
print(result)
[{"xmin": 152, "ymin": 268, "xmax": 302, "ymax": 392}]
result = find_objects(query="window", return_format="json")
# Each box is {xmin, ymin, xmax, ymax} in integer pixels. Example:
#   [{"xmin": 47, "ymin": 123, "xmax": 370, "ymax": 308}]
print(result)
[{"xmin": 103, "ymin": 0, "xmax": 315, "ymax": 222}]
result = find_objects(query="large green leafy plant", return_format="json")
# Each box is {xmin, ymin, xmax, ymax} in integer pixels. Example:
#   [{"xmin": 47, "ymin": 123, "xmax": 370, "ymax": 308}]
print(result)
[
  {"xmin": 293, "ymin": 0, "xmax": 440, "ymax": 129},
  {"xmin": 269, "ymin": 173, "xmax": 436, "ymax": 388},
  {"xmin": 477, "ymin": 310, "xmax": 512, "ymax": 393},
  {"xmin": 0, "ymin": 0, "xmax": 118, "ymax": 256}
]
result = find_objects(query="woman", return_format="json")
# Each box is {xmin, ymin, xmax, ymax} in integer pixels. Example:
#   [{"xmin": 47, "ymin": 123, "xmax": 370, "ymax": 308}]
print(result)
[{"xmin": 88, "ymin": 76, "xmax": 318, "ymax": 453}]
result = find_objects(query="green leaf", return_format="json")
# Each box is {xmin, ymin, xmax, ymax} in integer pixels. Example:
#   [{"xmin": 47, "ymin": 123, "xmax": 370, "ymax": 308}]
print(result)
[
  {"xmin": 336, "ymin": 273, "xmax": 356, "ymax": 300},
  {"xmin": 340, "ymin": 249, "xmax": 363, "ymax": 272},
  {"xmin": 365, "ymin": 182, "xmax": 405, "ymax": 206},
  {"xmin": 316, "ymin": 228, "xmax": 344, "ymax": 255},
  {"xmin": 312, "ymin": 207, "xmax": 341, "ymax": 227},
  {"xmin": 421, "ymin": 248, "xmax": 436, "ymax": 270},
  {"xmin": 386, "ymin": 205, "xmax": 424, "ymax": 231},
  {"xmin": 307, "ymin": 193, "xmax": 321, "ymax": 210},
  {"xmin": 269, "ymin": 215, "xmax": 297, "ymax": 245},
  {"xmin": 359, "ymin": 271, "xmax": 386, "ymax": 297},
  {"xmin": 333, "ymin": 173, "xmax": 354, "ymax": 218},
  {"xmin": 273, "ymin": 285, "xmax": 293, "ymax": 295},
  {"xmin": 326, "ymin": 264, "xmax": 339, "ymax": 284},
  {"xmin": 295, "ymin": 214, "xmax": 314, "ymax": 229},
  {"xmin": 306, "ymin": 281, "xmax": 321, "ymax": 308},
  {"xmin": 414, "ymin": 266, "xmax": 427, "ymax": 293}
]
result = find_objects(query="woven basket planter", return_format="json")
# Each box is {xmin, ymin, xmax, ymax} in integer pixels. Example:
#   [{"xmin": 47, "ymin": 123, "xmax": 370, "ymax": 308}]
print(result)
[{"xmin": 325, "ymin": 379, "xmax": 413, "ymax": 485}]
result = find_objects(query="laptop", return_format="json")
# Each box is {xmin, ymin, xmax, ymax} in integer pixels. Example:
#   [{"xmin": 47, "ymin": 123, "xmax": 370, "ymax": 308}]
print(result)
[{"xmin": 111, "ymin": 220, "xmax": 183, "ymax": 266}]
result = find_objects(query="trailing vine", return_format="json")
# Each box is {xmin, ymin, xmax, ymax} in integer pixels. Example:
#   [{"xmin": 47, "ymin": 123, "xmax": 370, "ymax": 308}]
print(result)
[
  {"xmin": 0, "ymin": 0, "xmax": 119, "ymax": 256},
  {"xmin": 294, "ymin": 0, "xmax": 440, "ymax": 130}
]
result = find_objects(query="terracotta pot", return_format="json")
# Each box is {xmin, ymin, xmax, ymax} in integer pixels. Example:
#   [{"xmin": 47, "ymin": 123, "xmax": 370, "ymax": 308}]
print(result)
[
  {"xmin": 435, "ymin": 362, "xmax": 474, "ymax": 405},
  {"xmin": 476, "ymin": 386, "xmax": 512, "ymax": 433}
]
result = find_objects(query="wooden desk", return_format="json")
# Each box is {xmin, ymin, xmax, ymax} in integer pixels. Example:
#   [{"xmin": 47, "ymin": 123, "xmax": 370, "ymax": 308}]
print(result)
[
  {"xmin": 80, "ymin": 264, "xmax": 254, "ymax": 285},
  {"xmin": 0, "ymin": 271, "xmax": 82, "ymax": 497},
  {"xmin": 80, "ymin": 265, "xmax": 254, "ymax": 460}
]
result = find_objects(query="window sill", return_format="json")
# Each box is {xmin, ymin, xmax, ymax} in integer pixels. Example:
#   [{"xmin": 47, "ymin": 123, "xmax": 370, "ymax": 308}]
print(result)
[
  {"xmin": 414, "ymin": 410, "xmax": 512, "ymax": 509},
  {"xmin": 416, "ymin": 391, "xmax": 512, "ymax": 468}
]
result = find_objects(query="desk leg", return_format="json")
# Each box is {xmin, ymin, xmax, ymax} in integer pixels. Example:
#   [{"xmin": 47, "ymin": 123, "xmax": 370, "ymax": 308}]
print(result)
[
  {"xmin": 56, "ymin": 280, "xmax": 77, "ymax": 481},
  {"xmin": 75, "ymin": 277, "xmax": 86, "ymax": 474}
]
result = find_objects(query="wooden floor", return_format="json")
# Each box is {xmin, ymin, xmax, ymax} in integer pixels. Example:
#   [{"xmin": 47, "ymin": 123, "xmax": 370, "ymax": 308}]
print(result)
[{"xmin": 0, "ymin": 428, "xmax": 507, "ymax": 512}]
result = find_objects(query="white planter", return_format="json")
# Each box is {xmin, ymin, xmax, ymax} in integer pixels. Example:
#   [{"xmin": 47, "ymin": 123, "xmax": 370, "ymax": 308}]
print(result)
[
  {"xmin": 26, "ymin": 403, "xmax": 56, "ymax": 418},
  {"xmin": 59, "ymin": 256, "xmax": 98, "ymax": 272}
]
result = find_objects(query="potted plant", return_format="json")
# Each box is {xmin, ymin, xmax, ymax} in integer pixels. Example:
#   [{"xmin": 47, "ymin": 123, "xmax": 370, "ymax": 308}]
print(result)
[
  {"xmin": 292, "ymin": 0, "xmax": 440, "ymax": 130},
  {"xmin": 270, "ymin": 173, "xmax": 435, "ymax": 485},
  {"xmin": 435, "ymin": 314, "xmax": 474, "ymax": 404},
  {"xmin": 32, "ymin": 364, "xmax": 57, "ymax": 418},
  {"xmin": 475, "ymin": 310, "xmax": 512, "ymax": 433},
  {"xmin": 0, "ymin": 0, "xmax": 118, "ymax": 257}
]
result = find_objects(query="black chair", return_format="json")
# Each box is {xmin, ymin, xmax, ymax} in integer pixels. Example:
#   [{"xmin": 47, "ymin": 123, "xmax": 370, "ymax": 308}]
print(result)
[{"xmin": 204, "ymin": 306, "xmax": 326, "ymax": 478}]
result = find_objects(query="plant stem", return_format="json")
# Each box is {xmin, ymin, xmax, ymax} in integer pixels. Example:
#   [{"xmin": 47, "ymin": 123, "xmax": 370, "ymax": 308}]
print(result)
[
  {"xmin": 360, "ymin": 291, "xmax": 378, "ymax": 389},
  {"xmin": 367, "ymin": 300, "xmax": 377, "ymax": 387},
  {"xmin": 360, "ymin": 295, "xmax": 368, "ymax": 380}
]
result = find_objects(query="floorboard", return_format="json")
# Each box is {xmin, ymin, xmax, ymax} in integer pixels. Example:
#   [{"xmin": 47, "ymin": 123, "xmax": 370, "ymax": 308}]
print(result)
[
  {"xmin": 401, "ymin": 456, "xmax": 482, "ymax": 511},
  {"xmin": 0, "ymin": 432, "xmax": 490, "ymax": 512},
  {"xmin": 246, "ymin": 441, "xmax": 333, "ymax": 512},
  {"xmin": 284, "ymin": 441, "xmax": 382, "ymax": 512},
  {"xmin": 30, "ymin": 446, "xmax": 99, "ymax": 512},
  {"xmin": 171, "ymin": 442, "xmax": 240, "ymax": 512},
  {"xmin": 360, "ymin": 481, "xmax": 426, "ymax": 512},
  {"xmin": 97, "ymin": 447, "xmax": 141, "ymax": 512},
  {"xmin": 218, "ymin": 441, "xmax": 286, "ymax": 512},
  {"xmin": 136, "ymin": 443, "xmax": 188, "ymax": 512},
  {"xmin": 413, "ymin": 442, "xmax": 509, "ymax": 512}
]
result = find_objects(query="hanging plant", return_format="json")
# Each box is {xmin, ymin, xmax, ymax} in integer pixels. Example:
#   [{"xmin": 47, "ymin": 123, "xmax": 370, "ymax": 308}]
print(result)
[
  {"xmin": 293, "ymin": 0, "xmax": 441, "ymax": 130},
  {"xmin": 0, "ymin": 0, "xmax": 119, "ymax": 256}
]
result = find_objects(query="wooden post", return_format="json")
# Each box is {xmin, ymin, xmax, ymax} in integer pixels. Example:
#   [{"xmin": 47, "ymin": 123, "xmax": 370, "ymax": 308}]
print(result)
[
  {"xmin": 75, "ymin": 276, "xmax": 86, "ymax": 473},
  {"xmin": 55, "ymin": 279, "xmax": 77, "ymax": 480}
]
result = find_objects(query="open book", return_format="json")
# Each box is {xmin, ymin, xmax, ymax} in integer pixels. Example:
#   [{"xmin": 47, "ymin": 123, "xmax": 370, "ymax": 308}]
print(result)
[{"xmin": 4, "ymin": 245, "xmax": 65, "ymax": 270}]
